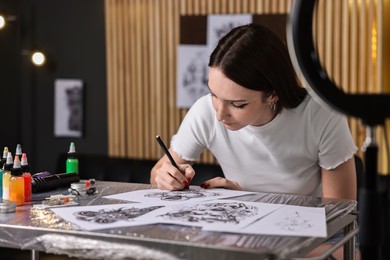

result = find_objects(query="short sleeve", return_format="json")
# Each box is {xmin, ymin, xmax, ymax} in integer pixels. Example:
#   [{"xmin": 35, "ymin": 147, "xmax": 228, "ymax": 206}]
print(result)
[
  {"xmin": 310, "ymin": 101, "xmax": 357, "ymax": 170},
  {"xmin": 171, "ymin": 94, "xmax": 216, "ymax": 161}
]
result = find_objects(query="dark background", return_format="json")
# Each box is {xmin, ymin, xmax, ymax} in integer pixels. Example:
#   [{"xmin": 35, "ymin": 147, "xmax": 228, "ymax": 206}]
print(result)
[{"xmin": 0, "ymin": 0, "xmax": 107, "ymax": 173}]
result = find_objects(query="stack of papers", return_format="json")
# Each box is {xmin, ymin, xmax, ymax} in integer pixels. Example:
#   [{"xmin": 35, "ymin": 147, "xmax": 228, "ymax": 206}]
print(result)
[{"xmin": 50, "ymin": 187, "xmax": 327, "ymax": 237}]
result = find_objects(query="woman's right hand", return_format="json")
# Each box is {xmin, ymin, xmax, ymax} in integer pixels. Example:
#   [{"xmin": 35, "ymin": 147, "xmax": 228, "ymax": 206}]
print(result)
[{"xmin": 153, "ymin": 162, "xmax": 195, "ymax": 190}]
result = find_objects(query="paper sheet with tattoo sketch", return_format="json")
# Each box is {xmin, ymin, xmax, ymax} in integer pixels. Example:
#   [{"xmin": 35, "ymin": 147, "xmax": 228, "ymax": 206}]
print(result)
[
  {"xmin": 50, "ymin": 203, "xmax": 163, "ymax": 231},
  {"xmin": 239, "ymin": 205, "xmax": 327, "ymax": 237},
  {"xmin": 140, "ymin": 199, "xmax": 283, "ymax": 230},
  {"xmin": 103, "ymin": 186, "xmax": 256, "ymax": 205}
]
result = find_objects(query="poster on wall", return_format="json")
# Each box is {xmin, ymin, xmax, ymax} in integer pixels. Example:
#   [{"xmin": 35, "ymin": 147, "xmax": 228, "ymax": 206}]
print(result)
[
  {"xmin": 206, "ymin": 14, "xmax": 252, "ymax": 55},
  {"xmin": 177, "ymin": 14, "xmax": 252, "ymax": 109},
  {"xmin": 54, "ymin": 79, "xmax": 84, "ymax": 137},
  {"xmin": 176, "ymin": 45, "xmax": 209, "ymax": 108}
]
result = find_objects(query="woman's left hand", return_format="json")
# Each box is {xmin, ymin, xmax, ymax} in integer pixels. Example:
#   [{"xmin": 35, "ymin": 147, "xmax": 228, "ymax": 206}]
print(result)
[{"xmin": 200, "ymin": 177, "xmax": 242, "ymax": 190}]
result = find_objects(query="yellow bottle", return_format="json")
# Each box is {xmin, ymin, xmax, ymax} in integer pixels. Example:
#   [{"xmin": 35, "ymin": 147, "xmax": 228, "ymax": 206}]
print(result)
[
  {"xmin": 2, "ymin": 152, "xmax": 13, "ymax": 201},
  {"xmin": 9, "ymin": 155, "xmax": 24, "ymax": 206}
]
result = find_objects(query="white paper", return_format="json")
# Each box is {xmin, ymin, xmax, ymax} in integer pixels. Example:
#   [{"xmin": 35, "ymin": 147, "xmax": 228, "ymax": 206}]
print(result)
[
  {"xmin": 103, "ymin": 186, "xmax": 256, "ymax": 205},
  {"xmin": 50, "ymin": 203, "xmax": 162, "ymax": 230},
  {"xmin": 50, "ymin": 187, "xmax": 327, "ymax": 238},
  {"xmin": 143, "ymin": 199, "xmax": 283, "ymax": 230},
  {"xmin": 240, "ymin": 205, "xmax": 327, "ymax": 237}
]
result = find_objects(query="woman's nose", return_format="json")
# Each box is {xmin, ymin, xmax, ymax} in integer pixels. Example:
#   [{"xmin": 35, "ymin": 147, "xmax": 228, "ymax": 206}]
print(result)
[{"xmin": 215, "ymin": 100, "xmax": 228, "ymax": 121}]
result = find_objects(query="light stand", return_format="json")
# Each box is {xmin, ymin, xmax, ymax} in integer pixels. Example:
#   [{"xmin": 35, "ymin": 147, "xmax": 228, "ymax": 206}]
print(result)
[{"xmin": 287, "ymin": 1, "xmax": 389, "ymax": 259}]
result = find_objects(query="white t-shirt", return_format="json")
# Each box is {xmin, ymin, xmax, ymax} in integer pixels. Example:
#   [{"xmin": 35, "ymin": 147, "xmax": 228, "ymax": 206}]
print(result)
[{"xmin": 171, "ymin": 94, "xmax": 357, "ymax": 196}]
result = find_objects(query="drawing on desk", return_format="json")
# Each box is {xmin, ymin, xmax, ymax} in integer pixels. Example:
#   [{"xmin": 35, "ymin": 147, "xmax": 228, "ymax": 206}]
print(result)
[
  {"xmin": 50, "ymin": 203, "xmax": 162, "ymax": 230},
  {"xmin": 239, "ymin": 205, "xmax": 327, "ymax": 237},
  {"xmin": 144, "ymin": 189, "xmax": 220, "ymax": 201},
  {"xmin": 157, "ymin": 201, "xmax": 258, "ymax": 224},
  {"xmin": 103, "ymin": 186, "xmax": 256, "ymax": 205},
  {"xmin": 276, "ymin": 211, "xmax": 312, "ymax": 232},
  {"xmin": 74, "ymin": 205, "xmax": 163, "ymax": 224},
  {"xmin": 140, "ymin": 199, "xmax": 283, "ymax": 230}
]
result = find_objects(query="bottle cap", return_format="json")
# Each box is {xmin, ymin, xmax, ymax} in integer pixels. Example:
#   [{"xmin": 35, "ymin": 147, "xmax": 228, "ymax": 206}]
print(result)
[
  {"xmin": 21, "ymin": 153, "xmax": 28, "ymax": 166},
  {"xmin": 4, "ymin": 152, "xmax": 13, "ymax": 171},
  {"xmin": 13, "ymin": 155, "xmax": 21, "ymax": 168},
  {"xmin": 6, "ymin": 152, "xmax": 13, "ymax": 163},
  {"xmin": 15, "ymin": 144, "xmax": 22, "ymax": 156},
  {"xmin": 68, "ymin": 142, "xmax": 76, "ymax": 153},
  {"xmin": 11, "ymin": 155, "xmax": 23, "ymax": 176},
  {"xmin": 2, "ymin": 147, "xmax": 8, "ymax": 160}
]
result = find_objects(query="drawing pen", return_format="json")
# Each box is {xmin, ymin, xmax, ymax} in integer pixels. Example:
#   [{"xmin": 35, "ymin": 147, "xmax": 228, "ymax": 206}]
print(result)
[{"xmin": 155, "ymin": 135, "xmax": 182, "ymax": 174}]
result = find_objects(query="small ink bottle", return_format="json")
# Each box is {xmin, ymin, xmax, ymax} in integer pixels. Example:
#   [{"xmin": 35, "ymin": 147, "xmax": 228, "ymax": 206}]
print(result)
[
  {"xmin": 9, "ymin": 155, "xmax": 25, "ymax": 206},
  {"xmin": 66, "ymin": 142, "xmax": 79, "ymax": 174},
  {"xmin": 2, "ymin": 152, "xmax": 13, "ymax": 201},
  {"xmin": 21, "ymin": 153, "xmax": 32, "ymax": 202},
  {"xmin": 0, "ymin": 155, "xmax": 4, "ymax": 198},
  {"xmin": 0, "ymin": 147, "xmax": 9, "ymax": 198}
]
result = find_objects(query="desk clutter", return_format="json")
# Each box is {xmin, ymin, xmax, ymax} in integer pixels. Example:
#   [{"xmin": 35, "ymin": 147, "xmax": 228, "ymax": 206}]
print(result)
[
  {"xmin": 1, "ymin": 142, "xmax": 225, "ymax": 209},
  {"xmin": 0, "ymin": 143, "xmax": 82, "ymax": 207}
]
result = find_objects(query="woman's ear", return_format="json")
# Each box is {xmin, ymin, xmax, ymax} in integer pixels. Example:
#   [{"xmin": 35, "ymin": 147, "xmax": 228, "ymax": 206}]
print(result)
[{"xmin": 269, "ymin": 91, "xmax": 279, "ymax": 104}]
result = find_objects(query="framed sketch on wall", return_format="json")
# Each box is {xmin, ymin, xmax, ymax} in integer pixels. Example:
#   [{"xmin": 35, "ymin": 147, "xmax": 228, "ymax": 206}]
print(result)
[
  {"xmin": 54, "ymin": 79, "xmax": 84, "ymax": 137},
  {"xmin": 177, "ymin": 14, "xmax": 252, "ymax": 109}
]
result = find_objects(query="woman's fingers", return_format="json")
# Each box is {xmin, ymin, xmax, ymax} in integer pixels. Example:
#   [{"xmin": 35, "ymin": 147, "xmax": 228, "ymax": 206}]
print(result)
[
  {"xmin": 201, "ymin": 177, "xmax": 242, "ymax": 190},
  {"xmin": 155, "ymin": 163, "xmax": 195, "ymax": 190}
]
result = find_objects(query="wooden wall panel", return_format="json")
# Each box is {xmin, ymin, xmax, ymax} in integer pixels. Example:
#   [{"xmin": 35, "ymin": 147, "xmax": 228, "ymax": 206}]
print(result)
[{"xmin": 105, "ymin": 0, "xmax": 386, "ymax": 172}]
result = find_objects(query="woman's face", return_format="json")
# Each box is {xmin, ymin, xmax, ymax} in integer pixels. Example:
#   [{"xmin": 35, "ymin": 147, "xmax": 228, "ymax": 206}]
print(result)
[{"xmin": 208, "ymin": 67, "xmax": 278, "ymax": 131}]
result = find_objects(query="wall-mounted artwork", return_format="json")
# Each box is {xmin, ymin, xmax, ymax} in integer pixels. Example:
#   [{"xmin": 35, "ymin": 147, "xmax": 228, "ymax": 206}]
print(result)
[
  {"xmin": 177, "ymin": 14, "xmax": 286, "ymax": 108},
  {"xmin": 54, "ymin": 79, "xmax": 84, "ymax": 137}
]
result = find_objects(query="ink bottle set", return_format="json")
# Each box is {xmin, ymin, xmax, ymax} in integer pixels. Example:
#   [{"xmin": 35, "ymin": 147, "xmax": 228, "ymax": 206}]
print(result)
[{"xmin": 1, "ymin": 145, "xmax": 34, "ymax": 207}]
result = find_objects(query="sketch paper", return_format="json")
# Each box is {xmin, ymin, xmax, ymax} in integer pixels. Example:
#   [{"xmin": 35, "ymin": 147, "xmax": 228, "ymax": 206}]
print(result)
[
  {"xmin": 176, "ymin": 45, "xmax": 209, "ymax": 108},
  {"xmin": 103, "ymin": 186, "xmax": 256, "ymax": 205},
  {"xmin": 240, "ymin": 205, "xmax": 327, "ymax": 237},
  {"xmin": 143, "ymin": 199, "xmax": 283, "ymax": 230},
  {"xmin": 50, "ymin": 203, "xmax": 162, "ymax": 231},
  {"xmin": 207, "ymin": 14, "xmax": 252, "ymax": 55}
]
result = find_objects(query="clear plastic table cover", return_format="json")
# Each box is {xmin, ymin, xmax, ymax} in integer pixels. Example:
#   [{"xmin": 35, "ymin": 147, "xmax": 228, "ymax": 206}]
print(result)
[{"xmin": 0, "ymin": 181, "xmax": 357, "ymax": 260}]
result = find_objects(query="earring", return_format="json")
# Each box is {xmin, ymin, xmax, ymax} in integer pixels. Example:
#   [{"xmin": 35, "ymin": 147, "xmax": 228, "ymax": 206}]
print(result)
[{"xmin": 270, "ymin": 103, "xmax": 277, "ymax": 111}]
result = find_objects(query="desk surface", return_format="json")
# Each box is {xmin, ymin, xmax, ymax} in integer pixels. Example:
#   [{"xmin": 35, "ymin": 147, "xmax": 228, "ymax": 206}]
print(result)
[{"xmin": 0, "ymin": 181, "xmax": 357, "ymax": 260}]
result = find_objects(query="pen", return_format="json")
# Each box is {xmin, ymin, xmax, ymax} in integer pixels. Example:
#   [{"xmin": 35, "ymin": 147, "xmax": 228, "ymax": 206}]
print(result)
[{"xmin": 155, "ymin": 135, "xmax": 182, "ymax": 174}]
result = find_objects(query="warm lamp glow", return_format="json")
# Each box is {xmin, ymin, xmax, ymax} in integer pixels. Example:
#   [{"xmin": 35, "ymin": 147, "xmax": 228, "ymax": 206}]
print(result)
[
  {"xmin": 0, "ymin": 15, "xmax": 5, "ymax": 29},
  {"xmin": 31, "ymin": 51, "xmax": 46, "ymax": 66}
]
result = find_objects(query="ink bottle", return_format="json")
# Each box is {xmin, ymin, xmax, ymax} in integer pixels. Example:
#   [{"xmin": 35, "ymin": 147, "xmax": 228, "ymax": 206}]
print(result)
[
  {"xmin": 21, "ymin": 153, "xmax": 32, "ymax": 202},
  {"xmin": 2, "ymin": 152, "xmax": 13, "ymax": 201},
  {"xmin": 9, "ymin": 155, "xmax": 25, "ymax": 206},
  {"xmin": 0, "ymin": 156, "xmax": 4, "ymax": 198},
  {"xmin": 0, "ymin": 147, "xmax": 9, "ymax": 198},
  {"xmin": 66, "ymin": 142, "xmax": 79, "ymax": 174}
]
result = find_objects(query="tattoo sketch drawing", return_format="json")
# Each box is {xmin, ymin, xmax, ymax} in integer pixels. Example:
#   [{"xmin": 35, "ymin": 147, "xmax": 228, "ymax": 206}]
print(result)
[
  {"xmin": 276, "ymin": 211, "xmax": 313, "ymax": 231},
  {"xmin": 73, "ymin": 206, "xmax": 163, "ymax": 224},
  {"xmin": 145, "ymin": 189, "xmax": 221, "ymax": 201},
  {"xmin": 157, "ymin": 201, "xmax": 258, "ymax": 224}
]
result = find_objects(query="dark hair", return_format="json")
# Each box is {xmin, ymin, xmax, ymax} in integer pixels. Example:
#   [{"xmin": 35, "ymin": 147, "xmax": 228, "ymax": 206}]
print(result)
[{"xmin": 209, "ymin": 23, "xmax": 307, "ymax": 109}]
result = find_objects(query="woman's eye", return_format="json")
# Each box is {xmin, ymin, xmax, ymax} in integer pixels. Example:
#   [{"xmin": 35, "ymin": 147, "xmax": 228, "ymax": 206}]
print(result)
[{"xmin": 231, "ymin": 103, "xmax": 248, "ymax": 109}]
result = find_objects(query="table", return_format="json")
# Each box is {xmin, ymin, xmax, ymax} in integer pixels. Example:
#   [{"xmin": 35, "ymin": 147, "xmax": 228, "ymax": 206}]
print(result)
[{"xmin": 0, "ymin": 181, "xmax": 358, "ymax": 260}]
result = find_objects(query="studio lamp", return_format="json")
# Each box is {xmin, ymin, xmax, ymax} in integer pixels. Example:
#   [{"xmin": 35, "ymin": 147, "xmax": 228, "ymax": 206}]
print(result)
[
  {"xmin": 22, "ymin": 50, "xmax": 47, "ymax": 67},
  {"xmin": 0, "ymin": 13, "xmax": 17, "ymax": 30},
  {"xmin": 287, "ymin": 0, "xmax": 389, "ymax": 259}
]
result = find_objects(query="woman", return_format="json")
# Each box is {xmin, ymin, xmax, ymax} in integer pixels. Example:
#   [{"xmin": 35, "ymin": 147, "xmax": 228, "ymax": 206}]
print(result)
[{"xmin": 151, "ymin": 23, "xmax": 357, "ymax": 203}]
